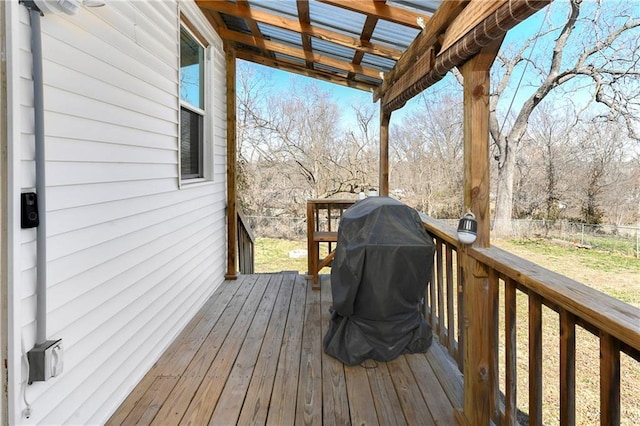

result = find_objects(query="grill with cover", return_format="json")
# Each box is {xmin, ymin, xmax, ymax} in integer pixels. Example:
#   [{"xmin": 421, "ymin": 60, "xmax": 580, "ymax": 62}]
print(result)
[{"xmin": 323, "ymin": 196, "xmax": 436, "ymax": 366}]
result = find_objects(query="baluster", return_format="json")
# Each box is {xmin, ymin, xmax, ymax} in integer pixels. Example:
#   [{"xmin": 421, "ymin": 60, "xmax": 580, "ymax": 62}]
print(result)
[
  {"xmin": 327, "ymin": 204, "xmax": 332, "ymax": 257},
  {"xmin": 430, "ymin": 240, "xmax": 438, "ymax": 330},
  {"xmin": 505, "ymin": 278, "xmax": 517, "ymax": 425},
  {"xmin": 456, "ymin": 250, "xmax": 464, "ymax": 371},
  {"xmin": 529, "ymin": 293, "xmax": 543, "ymax": 425},
  {"xmin": 446, "ymin": 245, "xmax": 455, "ymax": 357},
  {"xmin": 560, "ymin": 309, "xmax": 576, "ymax": 426},
  {"xmin": 488, "ymin": 269, "xmax": 499, "ymax": 423},
  {"xmin": 307, "ymin": 201, "xmax": 316, "ymax": 282},
  {"xmin": 600, "ymin": 332, "xmax": 620, "ymax": 425},
  {"xmin": 436, "ymin": 241, "xmax": 444, "ymax": 339}
]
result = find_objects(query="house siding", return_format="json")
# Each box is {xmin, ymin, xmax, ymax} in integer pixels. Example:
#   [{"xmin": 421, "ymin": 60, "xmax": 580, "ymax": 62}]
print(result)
[{"xmin": 9, "ymin": 1, "xmax": 227, "ymax": 424}]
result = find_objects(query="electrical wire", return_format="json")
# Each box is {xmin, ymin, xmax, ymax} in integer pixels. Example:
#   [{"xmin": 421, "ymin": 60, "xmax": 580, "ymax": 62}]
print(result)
[
  {"xmin": 20, "ymin": 335, "xmax": 32, "ymax": 419},
  {"xmin": 499, "ymin": 4, "xmax": 552, "ymax": 136}
]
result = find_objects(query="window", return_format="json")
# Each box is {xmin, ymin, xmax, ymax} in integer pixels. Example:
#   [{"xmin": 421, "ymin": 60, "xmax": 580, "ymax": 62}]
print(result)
[{"xmin": 180, "ymin": 25, "xmax": 206, "ymax": 180}]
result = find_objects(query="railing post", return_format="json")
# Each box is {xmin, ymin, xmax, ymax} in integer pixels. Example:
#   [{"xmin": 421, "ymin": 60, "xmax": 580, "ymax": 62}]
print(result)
[{"xmin": 457, "ymin": 39, "xmax": 502, "ymax": 426}]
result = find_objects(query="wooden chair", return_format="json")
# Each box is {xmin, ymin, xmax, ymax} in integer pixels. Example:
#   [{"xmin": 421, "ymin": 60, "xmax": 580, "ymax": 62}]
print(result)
[{"xmin": 306, "ymin": 199, "xmax": 355, "ymax": 289}]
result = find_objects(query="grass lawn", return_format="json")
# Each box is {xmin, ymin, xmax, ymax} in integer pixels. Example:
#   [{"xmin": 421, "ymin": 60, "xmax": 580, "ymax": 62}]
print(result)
[{"xmin": 254, "ymin": 238, "xmax": 308, "ymax": 274}]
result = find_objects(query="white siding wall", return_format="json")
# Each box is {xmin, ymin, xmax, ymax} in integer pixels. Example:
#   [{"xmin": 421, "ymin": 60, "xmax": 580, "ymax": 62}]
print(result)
[{"xmin": 10, "ymin": 1, "xmax": 227, "ymax": 424}]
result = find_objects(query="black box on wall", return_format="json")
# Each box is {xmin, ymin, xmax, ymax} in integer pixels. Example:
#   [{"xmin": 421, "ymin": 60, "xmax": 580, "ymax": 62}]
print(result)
[{"xmin": 21, "ymin": 192, "xmax": 39, "ymax": 228}]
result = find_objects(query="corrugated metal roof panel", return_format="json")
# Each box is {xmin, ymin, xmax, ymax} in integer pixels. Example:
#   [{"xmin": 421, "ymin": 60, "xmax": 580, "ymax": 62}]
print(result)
[
  {"xmin": 308, "ymin": 1, "xmax": 365, "ymax": 38},
  {"xmin": 357, "ymin": 74, "xmax": 383, "ymax": 85},
  {"xmin": 360, "ymin": 53, "xmax": 396, "ymax": 72},
  {"xmin": 258, "ymin": 24, "xmax": 303, "ymax": 47},
  {"xmin": 220, "ymin": 12, "xmax": 251, "ymax": 34},
  {"xmin": 314, "ymin": 62, "xmax": 348, "ymax": 77},
  {"xmin": 388, "ymin": 0, "xmax": 441, "ymax": 15},
  {"xmin": 273, "ymin": 52, "xmax": 307, "ymax": 67},
  {"xmin": 246, "ymin": 0, "xmax": 299, "ymax": 19},
  {"xmin": 371, "ymin": 19, "xmax": 420, "ymax": 50},
  {"xmin": 311, "ymin": 38, "xmax": 356, "ymax": 62}
]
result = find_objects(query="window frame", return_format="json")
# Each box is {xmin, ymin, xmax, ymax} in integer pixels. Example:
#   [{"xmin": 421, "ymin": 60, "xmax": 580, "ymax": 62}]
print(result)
[{"xmin": 178, "ymin": 21, "xmax": 211, "ymax": 183}]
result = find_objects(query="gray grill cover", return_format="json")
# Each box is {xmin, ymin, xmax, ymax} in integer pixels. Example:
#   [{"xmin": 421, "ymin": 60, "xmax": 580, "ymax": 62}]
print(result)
[{"xmin": 323, "ymin": 197, "xmax": 436, "ymax": 365}]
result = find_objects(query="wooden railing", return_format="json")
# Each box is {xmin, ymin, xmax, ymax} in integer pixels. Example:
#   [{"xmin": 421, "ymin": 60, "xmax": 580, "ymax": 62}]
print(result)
[
  {"xmin": 420, "ymin": 214, "xmax": 465, "ymax": 372},
  {"xmin": 237, "ymin": 209, "xmax": 255, "ymax": 274},
  {"xmin": 306, "ymin": 199, "xmax": 355, "ymax": 289},
  {"xmin": 421, "ymin": 215, "xmax": 640, "ymax": 425}
]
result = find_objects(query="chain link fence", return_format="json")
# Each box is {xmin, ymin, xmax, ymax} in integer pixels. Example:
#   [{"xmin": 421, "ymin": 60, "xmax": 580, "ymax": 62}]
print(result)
[
  {"xmin": 492, "ymin": 219, "xmax": 640, "ymax": 257},
  {"xmin": 247, "ymin": 216, "xmax": 640, "ymax": 257},
  {"xmin": 246, "ymin": 216, "xmax": 307, "ymax": 240}
]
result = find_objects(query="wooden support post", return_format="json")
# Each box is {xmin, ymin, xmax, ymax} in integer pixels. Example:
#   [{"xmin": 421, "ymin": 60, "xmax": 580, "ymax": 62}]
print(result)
[
  {"xmin": 457, "ymin": 38, "xmax": 502, "ymax": 426},
  {"xmin": 225, "ymin": 46, "xmax": 238, "ymax": 280},
  {"xmin": 379, "ymin": 107, "xmax": 390, "ymax": 196},
  {"xmin": 306, "ymin": 201, "xmax": 318, "ymax": 288}
]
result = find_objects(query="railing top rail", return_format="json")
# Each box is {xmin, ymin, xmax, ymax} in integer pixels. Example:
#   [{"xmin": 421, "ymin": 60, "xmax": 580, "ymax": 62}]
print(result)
[
  {"xmin": 419, "ymin": 215, "xmax": 640, "ymax": 356},
  {"xmin": 306, "ymin": 198, "xmax": 356, "ymax": 206},
  {"xmin": 420, "ymin": 214, "xmax": 458, "ymax": 245},
  {"xmin": 237, "ymin": 208, "xmax": 255, "ymax": 243},
  {"xmin": 471, "ymin": 245, "xmax": 640, "ymax": 354}
]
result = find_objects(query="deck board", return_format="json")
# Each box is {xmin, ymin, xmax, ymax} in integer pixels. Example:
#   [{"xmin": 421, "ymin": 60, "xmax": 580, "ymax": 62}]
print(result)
[
  {"xmin": 108, "ymin": 273, "xmax": 462, "ymax": 425},
  {"xmin": 367, "ymin": 360, "xmax": 407, "ymax": 426},
  {"xmin": 237, "ymin": 273, "xmax": 296, "ymax": 425},
  {"xmin": 320, "ymin": 276, "xmax": 350, "ymax": 426},
  {"xmin": 296, "ymin": 282, "xmax": 323, "ymax": 426},
  {"xmin": 210, "ymin": 274, "xmax": 284, "ymax": 425},
  {"xmin": 266, "ymin": 274, "xmax": 307, "ymax": 426},
  {"xmin": 388, "ymin": 356, "xmax": 436, "ymax": 426}
]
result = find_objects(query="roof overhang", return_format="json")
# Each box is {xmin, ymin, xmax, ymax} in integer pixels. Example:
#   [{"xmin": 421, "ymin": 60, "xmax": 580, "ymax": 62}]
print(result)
[{"xmin": 196, "ymin": 0, "xmax": 550, "ymax": 111}]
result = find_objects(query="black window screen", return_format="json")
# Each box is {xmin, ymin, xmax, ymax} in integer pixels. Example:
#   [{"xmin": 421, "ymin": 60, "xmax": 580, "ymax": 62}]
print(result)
[{"xmin": 180, "ymin": 106, "xmax": 203, "ymax": 178}]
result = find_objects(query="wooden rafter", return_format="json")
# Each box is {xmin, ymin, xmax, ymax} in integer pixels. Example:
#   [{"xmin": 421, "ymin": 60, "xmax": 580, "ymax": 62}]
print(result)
[
  {"xmin": 296, "ymin": 0, "xmax": 314, "ymax": 69},
  {"xmin": 347, "ymin": 13, "xmax": 379, "ymax": 81},
  {"xmin": 237, "ymin": 0, "xmax": 263, "ymax": 39}
]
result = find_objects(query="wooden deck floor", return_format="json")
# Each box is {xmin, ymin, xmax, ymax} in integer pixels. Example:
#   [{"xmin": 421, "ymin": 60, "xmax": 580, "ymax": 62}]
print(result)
[{"xmin": 107, "ymin": 273, "xmax": 462, "ymax": 425}]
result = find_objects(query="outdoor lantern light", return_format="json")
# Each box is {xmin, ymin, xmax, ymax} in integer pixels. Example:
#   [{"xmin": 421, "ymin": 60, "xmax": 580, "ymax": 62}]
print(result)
[{"xmin": 457, "ymin": 212, "xmax": 477, "ymax": 245}]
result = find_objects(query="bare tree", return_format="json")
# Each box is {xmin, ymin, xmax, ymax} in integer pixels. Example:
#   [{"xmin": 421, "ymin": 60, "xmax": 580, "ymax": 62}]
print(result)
[
  {"xmin": 391, "ymin": 91, "xmax": 464, "ymax": 216},
  {"xmin": 513, "ymin": 104, "xmax": 575, "ymax": 219},
  {"xmin": 236, "ymin": 70, "xmax": 379, "ymax": 219},
  {"xmin": 571, "ymin": 119, "xmax": 629, "ymax": 224},
  {"xmin": 490, "ymin": 0, "xmax": 640, "ymax": 234}
]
